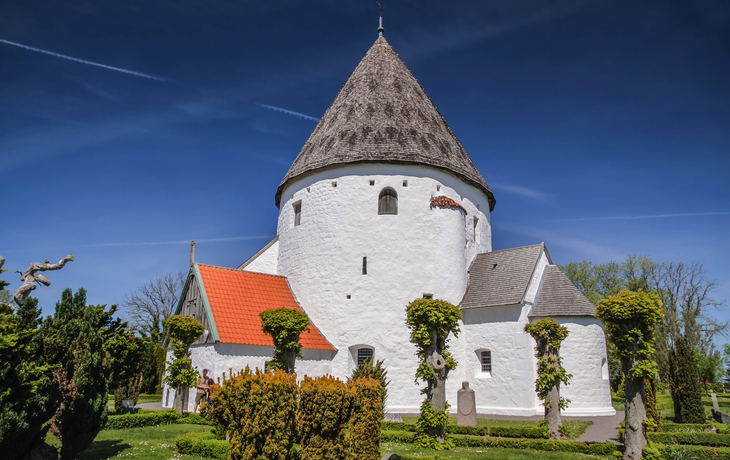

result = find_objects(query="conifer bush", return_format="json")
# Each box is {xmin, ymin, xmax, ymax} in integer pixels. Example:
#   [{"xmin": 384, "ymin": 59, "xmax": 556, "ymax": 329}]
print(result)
[
  {"xmin": 298, "ymin": 375, "xmax": 352, "ymax": 460},
  {"xmin": 669, "ymin": 335, "xmax": 705, "ymax": 424},
  {"xmin": 204, "ymin": 367, "xmax": 298, "ymax": 460},
  {"xmin": 349, "ymin": 377, "xmax": 383, "ymax": 460},
  {"xmin": 349, "ymin": 358, "xmax": 389, "ymax": 415}
]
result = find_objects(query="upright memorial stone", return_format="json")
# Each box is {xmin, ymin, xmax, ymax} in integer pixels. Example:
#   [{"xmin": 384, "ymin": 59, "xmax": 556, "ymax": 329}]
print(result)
[{"xmin": 457, "ymin": 381, "xmax": 477, "ymax": 426}]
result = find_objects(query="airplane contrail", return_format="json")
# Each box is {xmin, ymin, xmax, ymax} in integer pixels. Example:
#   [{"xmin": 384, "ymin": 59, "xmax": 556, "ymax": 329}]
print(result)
[
  {"xmin": 0, "ymin": 38, "xmax": 178, "ymax": 84},
  {"xmin": 556, "ymin": 211, "xmax": 730, "ymax": 222},
  {"xmin": 88, "ymin": 235, "xmax": 273, "ymax": 247},
  {"xmin": 259, "ymin": 104, "xmax": 320, "ymax": 122}
]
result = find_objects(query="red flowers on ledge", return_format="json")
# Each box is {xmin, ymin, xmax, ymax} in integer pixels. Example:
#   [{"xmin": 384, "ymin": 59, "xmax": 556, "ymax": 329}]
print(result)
[{"xmin": 430, "ymin": 196, "xmax": 467, "ymax": 215}]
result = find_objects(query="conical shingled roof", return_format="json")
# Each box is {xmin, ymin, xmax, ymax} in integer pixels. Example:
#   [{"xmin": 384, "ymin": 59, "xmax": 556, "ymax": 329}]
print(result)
[{"xmin": 275, "ymin": 36, "xmax": 496, "ymax": 211}]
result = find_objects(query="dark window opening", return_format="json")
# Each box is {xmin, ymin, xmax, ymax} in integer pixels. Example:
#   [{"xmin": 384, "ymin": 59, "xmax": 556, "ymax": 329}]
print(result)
[
  {"xmin": 481, "ymin": 351, "xmax": 492, "ymax": 373},
  {"xmin": 423, "ymin": 293, "xmax": 433, "ymax": 299},
  {"xmin": 293, "ymin": 202, "xmax": 302, "ymax": 226},
  {"xmin": 362, "ymin": 257, "xmax": 367, "ymax": 275},
  {"xmin": 357, "ymin": 348, "xmax": 374, "ymax": 365},
  {"xmin": 378, "ymin": 188, "xmax": 398, "ymax": 215}
]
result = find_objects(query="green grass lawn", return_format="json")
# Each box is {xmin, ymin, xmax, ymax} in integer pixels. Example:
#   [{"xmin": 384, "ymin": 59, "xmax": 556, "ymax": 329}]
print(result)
[
  {"xmin": 107, "ymin": 393, "xmax": 163, "ymax": 409},
  {"xmin": 380, "ymin": 441, "xmax": 612, "ymax": 459}
]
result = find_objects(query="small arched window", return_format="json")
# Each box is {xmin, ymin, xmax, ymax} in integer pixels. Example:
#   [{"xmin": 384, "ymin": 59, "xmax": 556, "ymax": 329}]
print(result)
[
  {"xmin": 357, "ymin": 347, "xmax": 374, "ymax": 365},
  {"xmin": 378, "ymin": 188, "xmax": 398, "ymax": 215}
]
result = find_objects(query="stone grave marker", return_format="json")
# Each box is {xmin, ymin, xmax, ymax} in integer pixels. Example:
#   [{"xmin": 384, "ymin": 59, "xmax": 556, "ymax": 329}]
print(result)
[{"xmin": 457, "ymin": 381, "xmax": 477, "ymax": 426}]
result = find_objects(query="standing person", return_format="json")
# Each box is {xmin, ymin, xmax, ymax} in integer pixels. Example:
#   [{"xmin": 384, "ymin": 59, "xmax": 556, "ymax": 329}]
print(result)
[{"xmin": 193, "ymin": 368, "xmax": 210, "ymax": 413}]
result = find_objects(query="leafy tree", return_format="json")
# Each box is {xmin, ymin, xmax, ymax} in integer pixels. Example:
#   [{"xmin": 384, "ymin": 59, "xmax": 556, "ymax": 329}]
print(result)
[
  {"xmin": 104, "ymin": 329, "xmax": 145, "ymax": 412},
  {"xmin": 405, "ymin": 298, "xmax": 461, "ymax": 448},
  {"xmin": 668, "ymin": 335, "xmax": 704, "ymax": 423},
  {"xmin": 43, "ymin": 288, "xmax": 122, "ymax": 460},
  {"xmin": 139, "ymin": 338, "xmax": 167, "ymax": 394},
  {"xmin": 122, "ymin": 271, "xmax": 186, "ymax": 343},
  {"xmin": 259, "ymin": 307, "xmax": 310, "ymax": 374},
  {"xmin": 596, "ymin": 290, "xmax": 663, "ymax": 460},
  {"xmin": 163, "ymin": 315, "xmax": 204, "ymax": 414},
  {"xmin": 695, "ymin": 346, "xmax": 723, "ymax": 396},
  {"xmin": 524, "ymin": 318, "xmax": 572, "ymax": 439},
  {"xmin": 349, "ymin": 358, "xmax": 390, "ymax": 417},
  {"xmin": 0, "ymin": 272, "xmax": 57, "ymax": 459}
]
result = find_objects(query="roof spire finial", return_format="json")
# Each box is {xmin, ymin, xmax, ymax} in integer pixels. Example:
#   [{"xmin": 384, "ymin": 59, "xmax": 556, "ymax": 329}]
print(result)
[{"xmin": 377, "ymin": 2, "xmax": 384, "ymax": 37}]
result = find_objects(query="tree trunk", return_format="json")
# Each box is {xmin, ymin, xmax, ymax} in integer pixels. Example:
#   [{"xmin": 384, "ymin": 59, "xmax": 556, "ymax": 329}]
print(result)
[
  {"xmin": 545, "ymin": 381, "xmax": 561, "ymax": 439},
  {"xmin": 623, "ymin": 363, "xmax": 647, "ymax": 460},
  {"xmin": 426, "ymin": 345, "xmax": 447, "ymax": 442},
  {"xmin": 173, "ymin": 386, "xmax": 188, "ymax": 415}
]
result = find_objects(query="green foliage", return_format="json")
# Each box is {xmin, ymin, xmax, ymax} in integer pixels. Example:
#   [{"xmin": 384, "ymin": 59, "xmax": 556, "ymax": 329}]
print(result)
[
  {"xmin": 645, "ymin": 375, "xmax": 661, "ymax": 432},
  {"xmin": 381, "ymin": 421, "xmax": 551, "ymax": 439},
  {"xmin": 349, "ymin": 377, "xmax": 383, "ymax": 460},
  {"xmin": 203, "ymin": 367, "xmax": 299, "ymax": 460},
  {"xmin": 298, "ymin": 375, "xmax": 352, "ymax": 460},
  {"xmin": 414, "ymin": 400, "xmax": 454, "ymax": 450},
  {"xmin": 103, "ymin": 410, "xmax": 181, "ymax": 429},
  {"xmin": 596, "ymin": 290, "xmax": 664, "ymax": 380},
  {"xmin": 104, "ymin": 329, "xmax": 145, "ymax": 412},
  {"xmin": 0, "ymin": 292, "xmax": 57, "ymax": 460},
  {"xmin": 176, "ymin": 431, "xmax": 230, "ymax": 460},
  {"xmin": 349, "ymin": 358, "xmax": 389, "ymax": 414},
  {"xmin": 524, "ymin": 318, "xmax": 572, "ymax": 411},
  {"xmin": 42, "ymin": 288, "xmax": 121, "ymax": 460},
  {"xmin": 695, "ymin": 347, "xmax": 723, "ymax": 392},
  {"xmin": 140, "ymin": 339, "xmax": 167, "ymax": 394},
  {"xmin": 259, "ymin": 307, "xmax": 310, "ymax": 374},
  {"xmin": 559, "ymin": 255, "xmax": 655, "ymax": 306},
  {"xmin": 644, "ymin": 442, "xmax": 730, "ymax": 460},
  {"xmin": 163, "ymin": 315, "xmax": 204, "ymax": 404},
  {"xmin": 648, "ymin": 431, "xmax": 730, "ymax": 446},
  {"xmin": 669, "ymin": 335, "xmax": 705, "ymax": 424}
]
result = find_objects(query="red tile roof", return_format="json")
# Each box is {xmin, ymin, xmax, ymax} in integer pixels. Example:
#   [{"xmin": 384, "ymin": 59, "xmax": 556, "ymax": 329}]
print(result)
[{"xmin": 196, "ymin": 263, "xmax": 334, "ymax": 350}]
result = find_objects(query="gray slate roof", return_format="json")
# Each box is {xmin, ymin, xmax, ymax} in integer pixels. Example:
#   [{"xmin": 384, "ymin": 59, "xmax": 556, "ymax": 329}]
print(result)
[
  {"xmin": 276, "ymin": 36, "xmax": 495, "ymax": 210},
  {"xmin": 532, "ymin": 266, "xmax": 596, "ymax": 317},
  {"xmin": 461, "ymin": 244, "xmax": 547, "ymax": 309}
]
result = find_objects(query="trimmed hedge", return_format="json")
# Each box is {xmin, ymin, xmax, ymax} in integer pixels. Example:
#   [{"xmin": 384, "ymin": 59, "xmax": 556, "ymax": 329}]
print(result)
[
  {"xmin": 349, "ymin": 377, "xmax": 383, "ymax": 460},
  {"xmin": 380, "ymin": 421, "xmax": 549, "ymax": 439},
  {"xmin": 103, "ymin": 410, "xmax": 180, "ymax": 429},
  {"xmin": 648, "ymin": 432, "xmax": 730, "ymax": 447},
  {"xmin": 660, "ymin": 422, "xmax": 716, "ymax": 433},
  {"xmin": 298, "ymin": 375, "xmax": 351, "ymax": 460},
  {"xmin": 176, "ymin": 432, "xmax": 229, "ymax": 460},
  {"xmin": 381, "ymin": 430, "xmax": 614, "ymax": 456},
  {"xmin": 644, "ymin": 443, "xmax": 730, "ymax": 460}
]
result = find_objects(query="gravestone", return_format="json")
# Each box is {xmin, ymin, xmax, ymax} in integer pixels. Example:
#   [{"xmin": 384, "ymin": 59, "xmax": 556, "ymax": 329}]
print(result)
[
  {"xmin": 381, "ymin": 454, "xmax": 401, "ymax": 460},
  {"xmin": 384, "ymin": 413, "xmax": 403, "ymax": 422},
  {"xmin": 121, "ymin": 399, "xmax": 135, "ymax": 414},
  {"xmin": 711, "ymin": 392, "xmax": 730, "ymax": 424},
  {"xmin": 457, "ymin": 381, "xmax": 477, "ymax": 426},
  {"xmin": 712, "ymin": 392, "xmax": 721, "ymax": 413}
]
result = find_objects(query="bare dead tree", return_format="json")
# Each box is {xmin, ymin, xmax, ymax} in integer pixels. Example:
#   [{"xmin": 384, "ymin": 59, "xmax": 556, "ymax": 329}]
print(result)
[
  {"xmin": 122, "ymin": 271, "xmax": 186, "ymax": 343},
  {"xmin": 13, "ymin": 254, "xmax": 74, "ymax": 310}
]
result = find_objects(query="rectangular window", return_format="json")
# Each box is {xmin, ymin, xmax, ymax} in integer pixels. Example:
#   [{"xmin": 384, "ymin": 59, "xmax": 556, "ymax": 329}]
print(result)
[
  {"xmin": 357, "ymin": 348, "xmax": 374, "ymax": 365},
  {"xmin": 293, "ymin": 201, "xmax": 302, "ymax": 227},
  {"xmin": 481, "ymin": 351, "xmax": 492, "ymax": 373},
  {"xmin": 474, "ymin": 217, "xmax": 480, "ymax": 243},
  {"xmin": 362, "ymin": 257, "xmax": 367, "ymax": 275}
]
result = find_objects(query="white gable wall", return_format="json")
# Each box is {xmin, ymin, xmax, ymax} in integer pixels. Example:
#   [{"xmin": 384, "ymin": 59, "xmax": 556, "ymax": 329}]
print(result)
[{"xmin": 241, "ymin": 240, "xmax": 280, "ymax": 275}]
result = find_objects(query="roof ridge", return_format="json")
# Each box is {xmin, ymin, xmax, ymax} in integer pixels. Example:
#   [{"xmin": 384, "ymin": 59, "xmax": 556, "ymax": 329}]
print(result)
[
  {"xmin": 197, "ymin": 263, "xmax": 286, "ymax": 278},
  {"xmin": 475, "ymin": 243, "xmax": 544, "ymax": 256}
]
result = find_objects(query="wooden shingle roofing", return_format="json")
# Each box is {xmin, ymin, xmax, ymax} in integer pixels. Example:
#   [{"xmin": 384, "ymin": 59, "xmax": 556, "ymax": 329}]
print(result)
[
  {"xmin": 276, "ymin": 36, "xmax": 495, "ymax": 211},
  {"xmin": 462, "ymin": 244, "xmax": 547, "ymax": 309},
  {"xmin": 532, "ymin": 266, "xmax": 596, "ymax": 317}
]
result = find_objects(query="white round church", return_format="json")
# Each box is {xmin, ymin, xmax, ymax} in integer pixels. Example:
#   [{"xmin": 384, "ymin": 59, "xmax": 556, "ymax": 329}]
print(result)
[{"xmin": 163, "ymin": 30, "xmax": 615, "ymax": 417}]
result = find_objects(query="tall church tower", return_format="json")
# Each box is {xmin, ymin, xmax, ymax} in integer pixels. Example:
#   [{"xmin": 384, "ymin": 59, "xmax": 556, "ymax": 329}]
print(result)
[{"xmin": 274, "ymin": 33, "xmax": 496, "ymax": 409}]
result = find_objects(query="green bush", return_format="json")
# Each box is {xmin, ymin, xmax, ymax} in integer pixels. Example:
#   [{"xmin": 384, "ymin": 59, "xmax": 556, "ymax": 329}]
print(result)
[
  {"xmin": 179, "ymin": 412, "xmax": 214, "ymax": 426},
  {"xmin": 349, "ymin": 377, "xmax": 383, "ymax": 460},
  {"xmin": 298, "ymin": 375, "xmax": 351, "ymax": 460},
  {"xmin": 204, "ymin": 367, "xmax": 298, "ymax": 460},
  {"xmin": 381, "ymin": 430, "xmax": 416, "ymax": 443},
  {"xmin": 380, "ymin": 421, "xmax": 549, "ymax": 439},
  {"xmin": 648, "ymin": 432, "xmax": 730, "ymax": 447},
  {"xmin": 644, "ymin": 443, "xmax": 730, "ymax": 460},
  {"xmin": 381, "ymin": 421, "xmax": 417, "ymax": 432},
  {"xmin": 103, "ymin": 410, "xmax": 180, "ymax": 429},
  {"xmin": 660, "ymin": 422, "xmax": 716, "ymax": 433},
  {"xmin": 349, "ymin": 359, "xmax": 389, "ymax": 414},
  {"xmin": 176, "ymin": 431, "xmax": 229, "ymax": 460}
]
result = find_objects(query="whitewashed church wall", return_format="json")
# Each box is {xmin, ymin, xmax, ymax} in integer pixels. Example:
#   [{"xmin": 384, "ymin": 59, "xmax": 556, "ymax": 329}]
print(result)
[
  {"xmin": 523, "ymin": 251, "xmax": 550, "ymax": 306},
  {"xmin": 457, "ymin": 305, "xmax": 542, "ymax": 415},
  {"xmin": 275, "ymin": 163, "xmax": 492, "ymax": 413},
  {"xmin": 242, "ymin": 240, "xmax": 279, "ymax": 275},
  {"xmin": 161, "ymin": 343, "xmax": 336, "ymax": 411},
  {"xmin": 550, "ymin": 317, "xmax": 615, "ymax": 416}
]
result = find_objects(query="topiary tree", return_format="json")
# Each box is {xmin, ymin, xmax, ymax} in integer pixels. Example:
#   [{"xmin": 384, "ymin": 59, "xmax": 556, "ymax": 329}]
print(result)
[
  {"xmin": 349, "ymin": 358, "xmax": 389, "ymax": 418},
  {"xmin": 259, "ymin": 307, "xmax": 310, "ymax": 374},
  {"xmin": 668, "ymin": 335, "xmax": 704, "ymax": 423},
  {"xmin": 105, "ymin": 329, "xmax": 145, "ymax": 413},
  {"xmin": 0, "ymin": 263, "xmax": 57, "ymax": 460},
  {"xmin": 405, "ymin": 298, "xmax": 461, "ymax": 448},
  {"xmin": 596, "ymin": 290, "xmax": 663, "ymax": 460},
  {"xmin": 163, "ymin": 315, "xmax": 204, "ymax": 414},
  {"xmin": 43, "ymin": 288, "xmax": 122, "ymax": 460},
  {"xmin": 524, "ymin": 318, "xmax": 572, "ymax": 439}
]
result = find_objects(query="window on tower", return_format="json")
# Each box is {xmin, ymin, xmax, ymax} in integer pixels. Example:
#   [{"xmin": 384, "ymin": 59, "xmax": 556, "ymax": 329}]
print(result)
[
  {"xmin": 357, "ymin": 347, "xmax": 374, "ymax": 365},
  {"xmin": 293, "ymin": 201, "xmax": 302, "ymax": 227},
  {"xmin": 378, "ymin": 188, "xmax": 397, "ymax": 215}
]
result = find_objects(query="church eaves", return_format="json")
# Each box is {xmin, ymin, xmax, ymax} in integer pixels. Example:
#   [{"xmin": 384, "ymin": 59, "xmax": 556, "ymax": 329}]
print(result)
[{"xmin": 275, "ymin": 36, "xmax": 496, "ymax": 211}]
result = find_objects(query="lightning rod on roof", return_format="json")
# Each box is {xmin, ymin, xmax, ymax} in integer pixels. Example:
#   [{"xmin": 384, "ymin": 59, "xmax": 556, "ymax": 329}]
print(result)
[{"xmin": 378, "ymin": 2, "xmax": 384, "ymax": 37}]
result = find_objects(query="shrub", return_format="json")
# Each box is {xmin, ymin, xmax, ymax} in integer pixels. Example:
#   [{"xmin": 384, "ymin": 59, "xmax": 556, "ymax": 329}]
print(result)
[
  {"xmin": 669, "ymin": 335, "xmax": 705, "ymax": 424},
  {"xmin": 349, "ymin": 358, "xmax": 389, "ymax": 414},
  {"xmin": 380, "ymin": 421, "xmax": 550, "ymax": 439},
  {"xmin": 204, "ymin": 367, "xmax": 298, "ymax": 460},
  {"xmin": 298, "ymin": 375, "xmax": 351, "ymax": 460},
  {"xmin": 163, "ymin": 315, "xmax": 204, "ymax": 415},
  {"xmin": 648, "ymin": 432, "xmax": 730, "ymax": 447},
  {"xmin": 349, "ymin": 377, "xmax": 383, "ymax": 460},
  {"xmin": 259, "ymin": 307, "xmax": 310, "ymax": 374},
  {"xmin": 644, "ymin": 443, "xmax": 730, "ymax": 460},
  {"xmin": 103, "ymin": 410, "xmax": 180, "ymax": 429},
  {"xmin": 176, "ymin": 431, "xmax": 229, "ymax": 460}
]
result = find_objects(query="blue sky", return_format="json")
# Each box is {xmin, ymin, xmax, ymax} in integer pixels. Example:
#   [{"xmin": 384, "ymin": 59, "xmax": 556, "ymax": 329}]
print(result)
[{"xmin": 1, "ymin": 1, "xmax": 729, "ymax": 335}]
